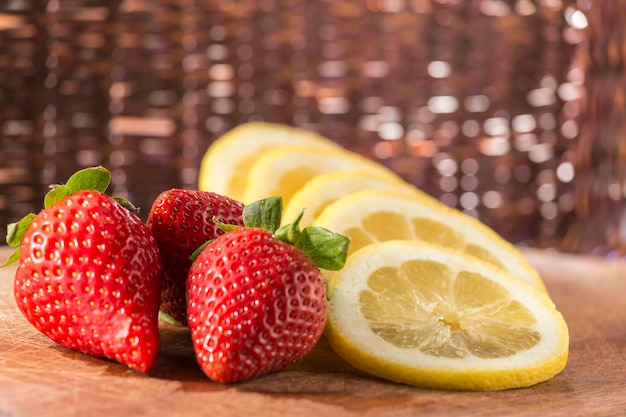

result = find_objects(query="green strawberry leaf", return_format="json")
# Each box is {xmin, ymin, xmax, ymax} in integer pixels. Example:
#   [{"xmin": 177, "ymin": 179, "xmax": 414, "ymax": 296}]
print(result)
[
  {"xmin": 113, "ymin": 196, "xmax": 140, "ymax": 213},
  {"xmin": 213, "ymin": 217, "xmax": 240, "ymax": 233},
  {"xmin": 189, "ymin": 240, "xmax": 212, "ymax": 263},
  {"xmin": 2, "ymin": 213, "xmax": 36, "ymax": 267},
  {"xmin": 158, "ymin": 310, "xmax": 183, "ymax": 326},
  {"xmin": 44, "ymin": 166, "xmax": 112, "ymax": 208},
  {"xmin": 296, "ymin": 226, "xmax": 350, "ymax": 271},
  {"xmin": 243, "ymin": 196, "xmax": 283, "ymax": 233},
  {"xmin": 0, "ymin": 248, "xmax": 20, "ymax": 267},
  {"xmin": 5, "ymin": 213, "xmax": 36, "ymax": 247},
  {"xmin": 44, "ymin": 185, "xmax": 71, "ymax": 208},
  {"xmin": 66, "ymin": 166, "xmax": 111, "ymax": 194}
]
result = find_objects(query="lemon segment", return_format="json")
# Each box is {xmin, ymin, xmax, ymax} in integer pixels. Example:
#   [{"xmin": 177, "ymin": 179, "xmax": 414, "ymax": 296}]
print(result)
[
  {"xmin": 242, "ymin": 146, "xmax": 402, "ymax": 206},
  {"xmin": 283, "ymin": 170, "xmax": 428, "ymax": 227},
  {"xmin": 198, "ymin": 122, "xmax": 343, "ymax": 201},
  {"xmin": 325, "ymin": 240, "xmax": 569, "ymax": 391},
  {"xmin": 313, "ymin": 189, "xmax": 546, "ymax": 293}
]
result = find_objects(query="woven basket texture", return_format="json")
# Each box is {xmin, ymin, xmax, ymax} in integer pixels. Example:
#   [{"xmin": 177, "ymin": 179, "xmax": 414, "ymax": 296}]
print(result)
[{"xmin": 0, "ymin": 0, "xmax": 595, "ymax": 250}]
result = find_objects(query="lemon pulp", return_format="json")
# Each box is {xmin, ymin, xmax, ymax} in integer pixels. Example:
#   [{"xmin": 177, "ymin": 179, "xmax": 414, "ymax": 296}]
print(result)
[{"xmin": 359, "ymin": 260, "xmax": 540, "ymax": 358}]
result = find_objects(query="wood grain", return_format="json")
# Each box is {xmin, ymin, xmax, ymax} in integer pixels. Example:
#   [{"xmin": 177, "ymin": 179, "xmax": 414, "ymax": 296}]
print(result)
[{"xmin": 1, "ymin": 246, "xmax": 625, "ymax": 417}]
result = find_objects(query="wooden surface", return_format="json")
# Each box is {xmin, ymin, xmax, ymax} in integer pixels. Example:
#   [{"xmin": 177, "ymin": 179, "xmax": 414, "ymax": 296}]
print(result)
[{"xmin": 1, "ymin": 246, "xmax": 625, "ymax": 417}]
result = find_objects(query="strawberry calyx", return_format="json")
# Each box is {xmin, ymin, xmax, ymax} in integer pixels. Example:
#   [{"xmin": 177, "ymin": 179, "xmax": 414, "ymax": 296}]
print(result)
[
  {"xmin": 274, "ymin": 206, "xmax": 350, "ymax": 271},
  {"xmin": 2, "ymin": 166, "xmax": 137, "ymax": 267},
  {"xmin": 193, "ymin": 196, "xmax": 350, "ymax": 272}
]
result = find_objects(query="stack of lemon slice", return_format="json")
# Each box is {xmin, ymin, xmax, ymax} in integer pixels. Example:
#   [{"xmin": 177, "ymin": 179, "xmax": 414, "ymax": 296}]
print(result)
[
  {"xmin": 198, "ymin": 122, "xmax": 345, "ymax": 202},
  {"xmin": 197, "ymin": 122, "xmax": 569, "ymax": 391}
]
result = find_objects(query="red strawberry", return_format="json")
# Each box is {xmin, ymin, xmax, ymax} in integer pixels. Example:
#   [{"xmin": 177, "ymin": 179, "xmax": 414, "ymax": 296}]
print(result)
[
  {"xmin": 146, "ymin": 189, "xmax": 244, "ymax": 326},
  {"xmin": 3, "ymin": 167, "xmax": 162, "ymax": 373},
  {"xmin": 187, "ymin": 196, "xmax": 349, "ymax": 383}
]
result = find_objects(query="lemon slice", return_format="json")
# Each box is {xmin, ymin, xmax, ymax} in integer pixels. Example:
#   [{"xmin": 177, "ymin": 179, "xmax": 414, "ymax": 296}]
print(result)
[
  {"xmin": 283, "ymin": 170, "xmax": 428, "ymax": 227},
  {"xmin": 242, "ymin": 146, "xmax": 401, "ymax": 206},
  {"xmin": 198, "ymin": 122, "xmax": 343, "ymax": 201},
  {"xmin": 325, "ymin": 240, "xmax": 569, "ymax": 391},
  {"xmin": 313, "ymin": 189, "xmax": 546, "ymax": 293}
]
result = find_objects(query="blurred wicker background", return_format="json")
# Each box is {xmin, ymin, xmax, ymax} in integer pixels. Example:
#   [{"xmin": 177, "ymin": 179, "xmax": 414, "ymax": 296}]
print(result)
[
  {"xmin": 1, "ymin": 0, "xmax": 621, "ymax": 256},
  {"xmin": 557, "ymin": 0, "xmax": 626, "ymax": 257}
]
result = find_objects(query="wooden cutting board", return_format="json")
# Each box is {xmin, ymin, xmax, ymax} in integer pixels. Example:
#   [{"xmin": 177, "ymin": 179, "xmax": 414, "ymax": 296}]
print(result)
[{"xmin": 1, "ymin": 246, "xmax": 625, "ymax": 417}]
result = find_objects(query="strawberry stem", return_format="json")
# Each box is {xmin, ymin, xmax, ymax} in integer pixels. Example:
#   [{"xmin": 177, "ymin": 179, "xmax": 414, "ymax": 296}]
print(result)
[{"xmin": 274, "ymin": 209, "xmax": 303, "ymax": 244}]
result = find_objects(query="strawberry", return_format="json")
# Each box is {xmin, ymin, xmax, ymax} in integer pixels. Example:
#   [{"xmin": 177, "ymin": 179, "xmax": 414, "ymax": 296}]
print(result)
[
  {"xmin": 187, "ymin": 196, "xmax": 349, "ymax": 383},
  {"xmin": 2, "ymin": 167, "xmax": 162, "ymax": 373},
  {"xmin": 146, "ymin": 189, "xmax": 244, "ymax": 326}
]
